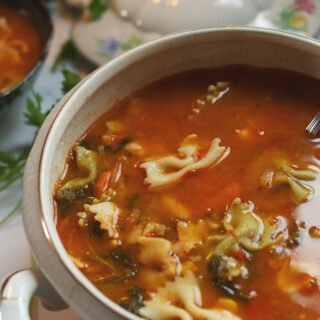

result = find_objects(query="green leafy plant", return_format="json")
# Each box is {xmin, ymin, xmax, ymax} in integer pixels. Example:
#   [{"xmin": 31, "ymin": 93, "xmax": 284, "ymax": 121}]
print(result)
[
  {"xmin": 120, "ymin": 287, "xmax": 144, "ymax": 314},
  {"xmin": 0, "ymin": 69, "xmax": 82, "ymax": 226},
  {"xmin": 52, "ymin": 39, "xmax": 78, "ymax": 70},
  {"xmin": 61, "ymin": 69, "xmax": 82, "ymax": 94},
  {"xmin": 24, "ymin": 86, "xmax": 48, "ymax": 127},
  {"xmin": 88, "ymin": 0, "xmax": 108, "ymax": 20},
  {"xmin": 0, "ymin": 149, "xmax": 29, "ymax": 193}
]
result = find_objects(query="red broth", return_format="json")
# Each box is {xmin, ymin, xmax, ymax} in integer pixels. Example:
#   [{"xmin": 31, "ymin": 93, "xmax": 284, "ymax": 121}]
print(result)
[
  {"xmin": 55, "ymin": 66, "xmax": 320, "ymax": 320},
  {"xmin": 0, "ymin": 4, "xmax": 41, "ymax": 94}
]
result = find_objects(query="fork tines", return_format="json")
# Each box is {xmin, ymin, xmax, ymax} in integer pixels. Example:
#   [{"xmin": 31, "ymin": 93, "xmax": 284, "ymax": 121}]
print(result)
[{"xmin": 306, "ymin": 112, "xmax": 320, "ymax": 137}]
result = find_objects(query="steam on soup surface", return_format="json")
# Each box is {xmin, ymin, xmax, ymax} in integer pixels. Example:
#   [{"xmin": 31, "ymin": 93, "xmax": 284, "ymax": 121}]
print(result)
[
  {"xmin": 0, "ymin": 4, "xmax": 41, "ymax": 95},
  {"xmin": 55, "ymin": 66, "xmax": 320, "ymax": 320}
]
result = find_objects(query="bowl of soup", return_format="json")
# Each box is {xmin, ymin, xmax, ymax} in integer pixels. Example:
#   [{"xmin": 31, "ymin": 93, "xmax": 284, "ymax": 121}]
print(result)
[
  {"xmin": 0, "ymin": 0, "xmax": 52, "ymax": 112},
  {"xmin": 19, "ymin": 27, "xmax": 320, "ymax": 320}
]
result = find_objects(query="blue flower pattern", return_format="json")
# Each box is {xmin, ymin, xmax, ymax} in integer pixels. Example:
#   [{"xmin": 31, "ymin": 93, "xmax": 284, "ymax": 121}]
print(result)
[
  {"xmin": 99, "ymin": 37, "xmax": 121, "ymax": 57},
  {"xmin": 98, "ymin": 35, "xmax": 144, "ymax": 60}
]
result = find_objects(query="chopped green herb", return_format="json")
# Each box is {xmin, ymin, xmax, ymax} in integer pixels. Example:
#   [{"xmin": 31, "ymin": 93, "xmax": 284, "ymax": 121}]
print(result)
[
  {"xmin": 24, "ymin": 86, "xmax": 47, "ymax": 128},
  {"xmin": 0, "ymin": 200, "xmax": 22, "ymax": 226},
  {"xmin": 0, "ymin": 148, "xmax": 29, "ymax": 192},
  {"xmin": 0, "ymin": 148, "xmax": 30, "ymax": 225},
  {"xmin": 88, "ymin": 0, "xmax": 108, "ymax": 21},
  {"xmin": 120, "ymin": 287, "xmax": 144, "ymax": 314},
  {"xmin": 61, "ymin": 69, "xmax": 82, "ymax": 94},
  {"xmin": 87, "ymin": 252, "xmax": 117, "ymax": 273},
  {"xmin": 110, "ymin": 248, "xmax": 139, "ymax": 278},
  {"xmin": 1, "ymin": 69, "xmax": 82, "ymax": 228},
  {"xmin": 208, "ymin": 254, "xmax": 249, "ymax": 301},
  {"xmin": 114, "ymin": 137, "xmax": 133, "ymax": 153},
  {"xmin": 57, "ymin": 184, "xmax": 93, "ymax": 201},
  {"xmin": 57, "ymin": 199, "xmax": 73, "ymax": 219},
  {"xmin": 52, "ymin": 39, "xmax": 78, "ymax": 70}
]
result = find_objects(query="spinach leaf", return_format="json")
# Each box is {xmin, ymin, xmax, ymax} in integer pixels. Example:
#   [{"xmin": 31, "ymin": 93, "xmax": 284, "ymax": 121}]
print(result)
[
  {"xmin": 88, "ymin": 0, "xmax": 108, "ymax": 20},
  {"xmin": 120, "ymin": 287, "xmax": 144, "ymax": 314},
  {"xmin": 208, "ymin": 254, "xmax": 249, "ymax": 301},
  {"xmin": 110, "ymin": 248, "xmax": 139, "ymax": 278}
]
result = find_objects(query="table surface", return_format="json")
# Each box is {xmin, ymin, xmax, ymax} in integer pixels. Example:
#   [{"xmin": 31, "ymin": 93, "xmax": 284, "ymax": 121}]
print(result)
[{"xmin": 0, "ymin": 2, "xmax": 319, "ymax": 319}]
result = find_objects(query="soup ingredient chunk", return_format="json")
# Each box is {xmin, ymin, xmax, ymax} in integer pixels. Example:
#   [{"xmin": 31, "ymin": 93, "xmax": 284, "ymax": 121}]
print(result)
[
  {"xmin": 87, "ymin": 201, "xmax": 119, "ymax": 238},
  {"xmin": 137, "ymin": 236, "xmax": 179, "ymax": 277},
  {"xmin": 208, "ymin": 198, "xmax": 284, "ymax": 258},
  {"xmin": 208, "ymin": 254, "xmax": 249, "ymax": 300},
  {"xmin": 120, "ymin": 287, "xmax": 145, "ymax": 315},
  {"xmin": 207, "ymin": 198, "xmax": 285, "ymax": 300},
  {"xmin": 141, "ymin": 135, "xmax": 229, "ymax": 189},
  {"xmin": 57, "ymin": 146, "xmax": 98, "ymax": 199},
  {"xmin": 139, "ymin": 271, "xmax": 240, "ymax": 320},
  {"xmin": 259, "ymin": 160, "xmax": 318, "ymax": 204}
]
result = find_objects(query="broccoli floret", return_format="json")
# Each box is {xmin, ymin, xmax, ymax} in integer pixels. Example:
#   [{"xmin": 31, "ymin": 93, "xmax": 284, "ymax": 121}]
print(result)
[{"xmin": 208, "ymin": 254, "xmax": 249, "ymax": 301}]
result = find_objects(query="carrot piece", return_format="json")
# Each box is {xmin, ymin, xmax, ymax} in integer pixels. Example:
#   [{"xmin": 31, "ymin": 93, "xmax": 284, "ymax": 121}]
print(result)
[
  {"xmin": 95, "ymin": 161, "xmax": 122, "ymax": 198},
  {"xmin": 230, "ymin": 249, "xmax": 248, "ymax": 261},
  {"xmin": 95, "ymin": 171, "xmax": 112, "ymax": 198}
]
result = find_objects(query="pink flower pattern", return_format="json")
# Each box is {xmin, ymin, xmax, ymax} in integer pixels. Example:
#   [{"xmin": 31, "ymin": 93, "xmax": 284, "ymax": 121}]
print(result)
[{"xmin": 294, "ymin": 0, "xmax": 316, "ymax": 14}]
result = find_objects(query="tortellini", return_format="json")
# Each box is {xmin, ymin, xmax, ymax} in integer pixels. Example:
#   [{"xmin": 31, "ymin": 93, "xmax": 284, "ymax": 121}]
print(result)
[
  {"xmin": 139, "ymin": 271, "xmax": 240, "ymax": 320},
  {"xmin": 140, "ymin": 135, "xmax": 229, "ymax": 189},
  {"xmin": 209, "ymin": 198, "xmax": 284, "ymax": 258},
  {"xmin": 56, "ymin": 146, "xmax": 98, "ymax": 199}
]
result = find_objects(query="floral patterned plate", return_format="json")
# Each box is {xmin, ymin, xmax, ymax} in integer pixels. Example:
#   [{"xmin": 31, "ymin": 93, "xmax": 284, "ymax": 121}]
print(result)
[
  {"xmin": 72, "ymin": 0, "xmax": 320, "ymax": 66},
  {"xmin": 72, "ymin": 10, "xmax": 160, "ymax": 66},
  {"xmin": 251, "ymin": 0, "xmax": 320, "ymax": 36}
]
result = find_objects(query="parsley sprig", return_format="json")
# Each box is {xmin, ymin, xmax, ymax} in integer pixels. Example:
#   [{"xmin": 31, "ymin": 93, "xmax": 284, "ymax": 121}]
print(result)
[
  {"xmin": 0, "ymin": 148, "xmax": 29, "ymax": 193},
  {"xmin": 88, "ymin": 0, "xmax": 108, "ymax": 20},
  {"xmin": 52, "ymin": 39, "xmax": 78, "ymax": 70},
  {"xmin": 62, "ymin": 69, "xmax": 82, "ymax": 94},
  {"xmin": 24, "ymin": 86, "xmax": 48, "ymax": 127},
  {"xmin": 0, "ymin": 69, "xmax": 82, "ymax": 226}
]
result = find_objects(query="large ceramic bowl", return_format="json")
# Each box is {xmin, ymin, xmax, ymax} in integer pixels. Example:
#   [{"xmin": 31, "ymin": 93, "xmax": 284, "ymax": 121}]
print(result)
[{"xmin": 2, "ymin": 27, "xmax": 320, "ymax": 320}]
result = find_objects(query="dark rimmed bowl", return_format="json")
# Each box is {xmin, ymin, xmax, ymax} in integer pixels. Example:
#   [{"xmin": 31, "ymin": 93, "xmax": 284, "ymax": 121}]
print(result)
[{"xmin": 0, "ymin": 0, "xmax": 53, "ymax": 113}]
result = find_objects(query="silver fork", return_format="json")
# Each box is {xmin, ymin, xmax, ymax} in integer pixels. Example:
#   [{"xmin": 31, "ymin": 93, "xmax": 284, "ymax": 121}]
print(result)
[{"xmin": 306, "ymin": 112, "xmax": 320, "ymax": 137}]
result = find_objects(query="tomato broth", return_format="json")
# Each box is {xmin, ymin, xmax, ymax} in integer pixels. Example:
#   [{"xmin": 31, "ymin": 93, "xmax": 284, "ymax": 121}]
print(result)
[
  {"xmin": 55, "ymin": 66, "xmax": 320, "ymax": 320},
  {"xmin": 0, "ymin": 4, "xmax": 41, "ymax": 95}
]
